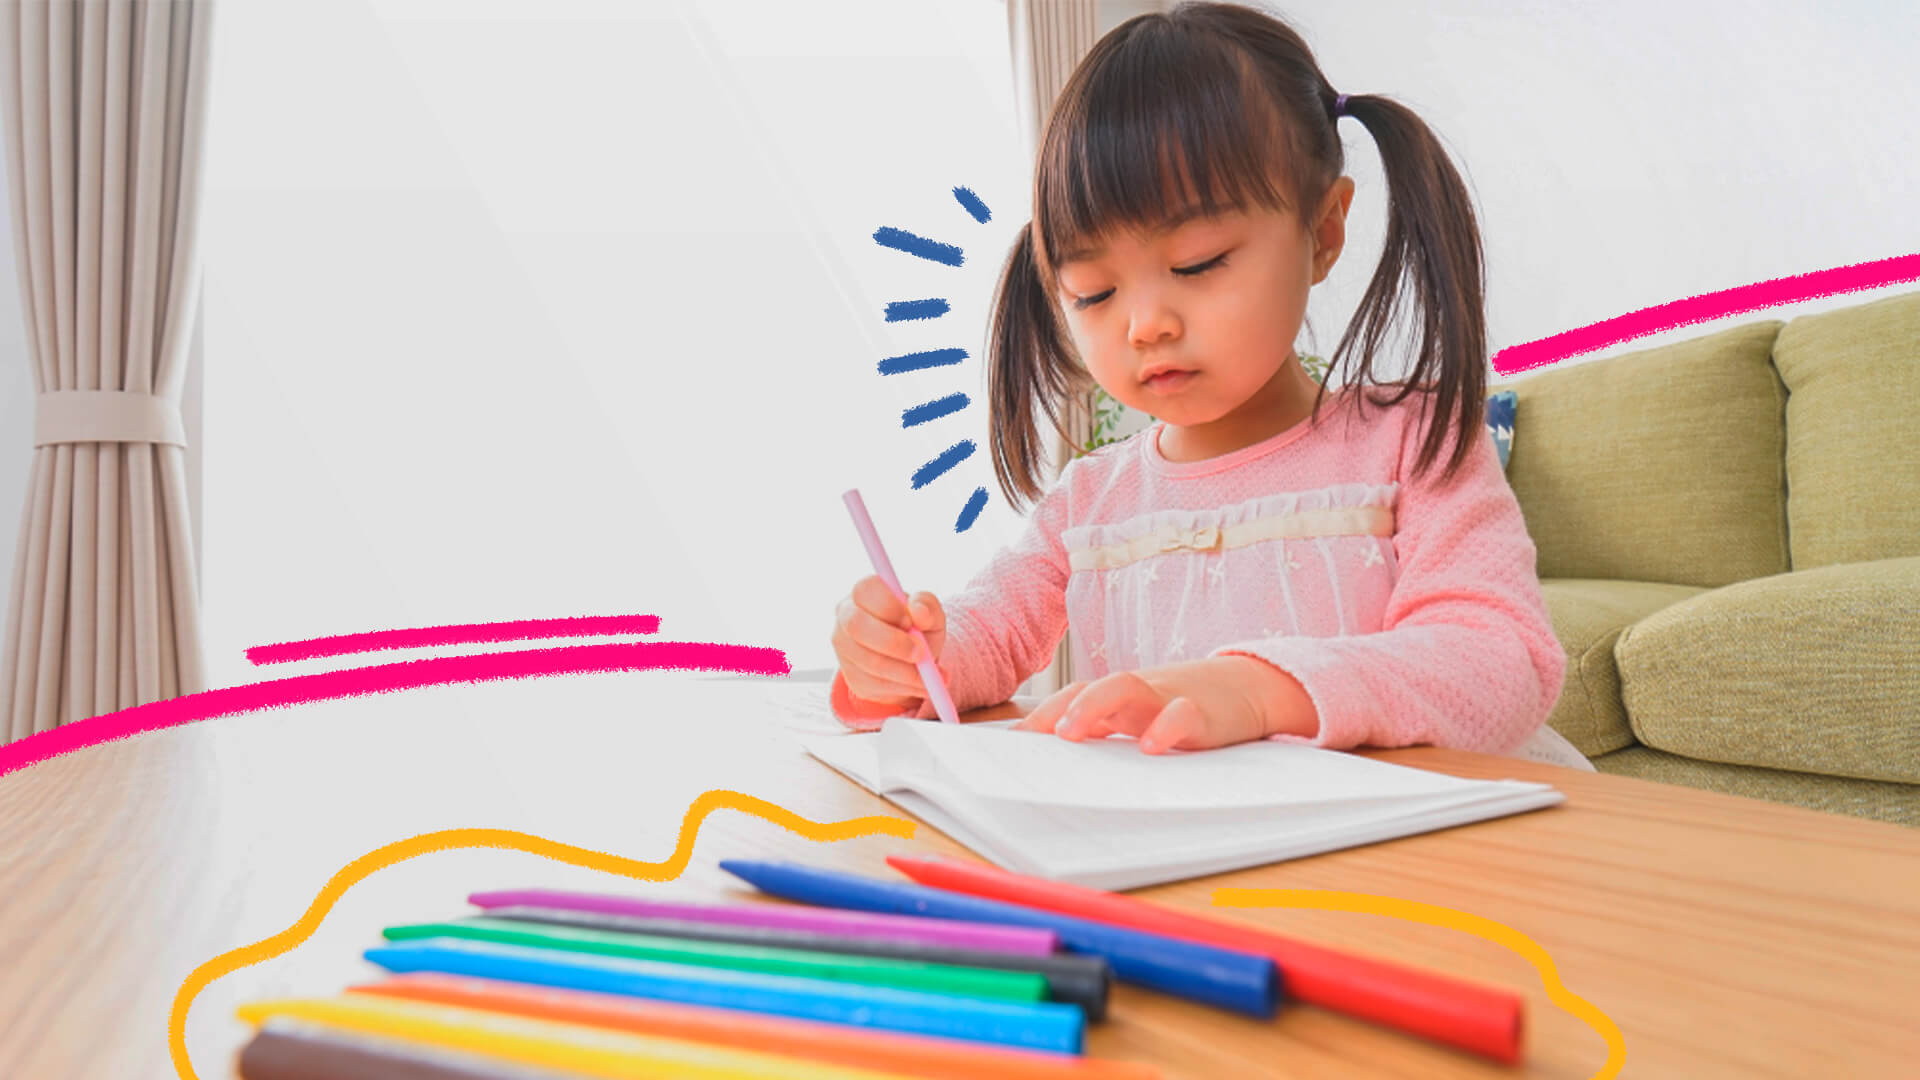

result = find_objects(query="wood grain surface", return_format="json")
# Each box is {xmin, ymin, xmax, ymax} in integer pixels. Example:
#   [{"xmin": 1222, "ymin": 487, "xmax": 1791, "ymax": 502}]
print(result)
[{"xmin": 0, "ymin": 673, "xmax": 1915, "ymax": 1078}]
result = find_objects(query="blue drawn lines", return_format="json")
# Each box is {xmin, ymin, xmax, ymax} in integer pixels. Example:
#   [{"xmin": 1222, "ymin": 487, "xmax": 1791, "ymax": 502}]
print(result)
[
  {"xmin": 874, "ymin": 185, "xmax": 996, "ymax": 532},
  {"xmin": 911, "ymin": 441, "xmax": 976, "ymax": 490},
  {"xmin": 954, "ymin": 487, "xmax": 989, "ymax": 532},
  {"xmin": 872, "ymin": 226, "xmax": 965, "ymax": 267},
  {"xmin": 878, "ymin": 347, "xmax": 967, "ymax": 375},
  {"xmin": 884, "ymin": 298, "xmax": 949, "ymax": 322},
  {"xmin": 902, "ymin": 392, "xmax": 969, "ymax": 427},
  {"xmin": 953, "ymin": 186, "xmax": 991, "ymax": 224}
]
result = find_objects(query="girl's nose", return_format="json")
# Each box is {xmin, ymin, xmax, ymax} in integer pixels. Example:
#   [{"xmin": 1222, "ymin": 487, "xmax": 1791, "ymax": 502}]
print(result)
[{"xmin": 1127, "ymin": 298, "xmax": 1181, "ymax": 347}]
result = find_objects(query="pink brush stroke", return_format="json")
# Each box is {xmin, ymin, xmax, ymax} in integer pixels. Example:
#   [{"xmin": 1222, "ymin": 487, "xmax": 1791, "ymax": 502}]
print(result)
[
  {"xmin": 1493, "ymin": 252, "xmax": 1920, "ymax": 376},
  {"xmin": 0, "ymin": 640, "xmax": 789, "ymax": 782},
  {"xmin": 247, "ymin": 614, "xmax": 664, "ymax": 665}
]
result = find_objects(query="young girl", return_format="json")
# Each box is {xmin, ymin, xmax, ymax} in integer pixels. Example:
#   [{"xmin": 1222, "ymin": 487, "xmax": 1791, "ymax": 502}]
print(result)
[{"xmin": 830, "ymin": 1, "xmax": 1586, "ymax": 768}]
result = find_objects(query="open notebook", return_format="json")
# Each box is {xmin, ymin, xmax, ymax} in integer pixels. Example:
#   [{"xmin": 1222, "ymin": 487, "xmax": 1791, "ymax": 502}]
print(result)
[{"xmin": 799, "ymin": 716, "xmax": 1564, "ymax": 891}]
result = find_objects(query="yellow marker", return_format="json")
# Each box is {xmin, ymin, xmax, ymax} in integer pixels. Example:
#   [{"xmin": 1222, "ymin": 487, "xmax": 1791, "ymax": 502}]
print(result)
[
  {"xmin": 236, "ymin": 994, "xmax": 916, "ymax": 1080},
  {"xmin": 170, "ymin": 795, "xmax": 919, "ymax": 1079}
]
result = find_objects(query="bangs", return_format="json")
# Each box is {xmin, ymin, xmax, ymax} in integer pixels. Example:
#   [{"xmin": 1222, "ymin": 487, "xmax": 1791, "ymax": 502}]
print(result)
[{"xmin": 1033, "ymin": 22, "xmax": 1312, "ymax": 278}]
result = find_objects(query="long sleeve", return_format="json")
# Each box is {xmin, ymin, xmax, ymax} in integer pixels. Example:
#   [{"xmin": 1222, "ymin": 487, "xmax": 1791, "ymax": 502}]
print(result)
[
  {"xmin": 830, "ymin": 463, "xmax": 1079, "ymax": 725},
  {"xmin": 1210, "ymin": 413, "xmax": 1566, "ymax": 753}
]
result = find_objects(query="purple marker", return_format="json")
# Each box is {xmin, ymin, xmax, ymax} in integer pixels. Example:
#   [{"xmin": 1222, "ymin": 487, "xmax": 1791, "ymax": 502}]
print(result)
[{"xmin": 467, "ymin": 889, "xmax": 1059, "ymax": 957}]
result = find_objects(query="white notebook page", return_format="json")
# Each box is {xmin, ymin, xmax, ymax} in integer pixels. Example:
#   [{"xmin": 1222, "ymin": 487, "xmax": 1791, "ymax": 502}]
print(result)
[{"xmin": 802, "ymin": 719, "xmax": 1563, "ymax": 889}]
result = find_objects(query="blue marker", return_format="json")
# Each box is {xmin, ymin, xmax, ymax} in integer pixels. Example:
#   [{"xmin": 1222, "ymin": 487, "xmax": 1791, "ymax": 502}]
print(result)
[
  {"xmin": 365, "ymin": 937, "xmax": 1084, "ymax": 1053},
  {"xmin": 718, "ymin": 860, "xmax": 1279, "ymax": 1017}
]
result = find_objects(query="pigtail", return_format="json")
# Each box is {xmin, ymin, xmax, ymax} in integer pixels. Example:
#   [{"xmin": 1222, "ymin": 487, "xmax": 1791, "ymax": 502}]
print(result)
[
  {"xmin": 987, "ymin": 222, "xmax": 1086, "ymax": 511},
  {"xmin": 1330, "ymin": 92, "xmax": 1488, "ymax": 483}
]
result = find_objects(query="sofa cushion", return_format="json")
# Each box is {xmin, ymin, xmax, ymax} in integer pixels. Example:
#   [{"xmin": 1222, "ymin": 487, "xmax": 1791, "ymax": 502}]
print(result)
[
  {"xmin": 1540, "ymin": 578, "xmax": 1705, "ymax": 757},
  {"xmin": 1591, "ymin": 746, "xmax": 1919, "ymax": 827},
  {"xmin": 1614, "ymin": 555, "xmax": 1920, "ymax": 784},
  {"xmin": 1505, "ymin": 320, "xmax": 1789, "ymax": 588},
  {"xmin": 1771, "ymin": 289, "xmax": 1920, "ymax": 569}
]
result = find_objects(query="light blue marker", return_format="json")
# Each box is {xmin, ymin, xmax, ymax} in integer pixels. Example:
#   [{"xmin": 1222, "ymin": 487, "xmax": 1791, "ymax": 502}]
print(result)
[{"xmin": 364, "ymin": 936, "xmax": 1085, "ymax": 1054}]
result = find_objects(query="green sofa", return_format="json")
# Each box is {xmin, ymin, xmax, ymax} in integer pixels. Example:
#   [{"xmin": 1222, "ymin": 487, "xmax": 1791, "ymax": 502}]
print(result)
[{"xmin": 1500, "ymin": 289, "xmax": 1920, "ymax": 826}]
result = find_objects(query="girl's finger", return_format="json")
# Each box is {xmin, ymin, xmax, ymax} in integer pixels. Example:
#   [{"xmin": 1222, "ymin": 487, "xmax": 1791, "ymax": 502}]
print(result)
[
  {"xmin": 841, "ymin": 669, "xmax": 920, "ymax": 708},
  {"xmin": 831, "ymin": 620, "xmax": 918, "ymax": 679},
  {"xmin": 1062, "ymin": 711, "xmax": 1121, "ymax": 743},
  {"xmin": 850, "ymin": 575, "xmax": 910, "ymax": 625},
  {"xmin": 1011, "ymin": 682, "xmax": 1086, "ymax": 733},
  {"xmin": 844, "ymin": 606, "xmax": 926, "ymax": 663},
  {"xmin": 907, "ymin": 591, "xmax": 945, "ymax": 633},
  {"xmin": 1057, "ymin": 672, "xmax": 1163, "ymax": 742},
  {"xmin": 1139, "ymin": 696, "xmax": 1209, "ymax": 754},
  {"xmin": 838, "ymin": 642, "xmax": 928, "ymax": 702}
]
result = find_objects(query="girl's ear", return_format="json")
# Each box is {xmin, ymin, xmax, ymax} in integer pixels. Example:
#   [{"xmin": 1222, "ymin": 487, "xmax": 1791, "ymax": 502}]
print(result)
[{"xmin": 1311, "ymin": 176, "xmax": 1356, "ymax": 284}]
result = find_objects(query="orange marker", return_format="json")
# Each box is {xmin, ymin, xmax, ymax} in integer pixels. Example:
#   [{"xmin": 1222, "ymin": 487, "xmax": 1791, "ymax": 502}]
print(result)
[{"xmin": 351, "ymin": 973, "xmax": 1162, "ymax": 1080}]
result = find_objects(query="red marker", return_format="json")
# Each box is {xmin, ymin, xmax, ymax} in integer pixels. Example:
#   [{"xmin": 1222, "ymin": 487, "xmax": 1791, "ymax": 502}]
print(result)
[{"xmin": 887, "ymin": 854, "xmax": 1525, "ymax": 1064}]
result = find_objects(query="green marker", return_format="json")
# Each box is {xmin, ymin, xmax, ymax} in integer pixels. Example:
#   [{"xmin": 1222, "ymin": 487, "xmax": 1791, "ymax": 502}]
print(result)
[{"xmin": 380, "ymin": 917, "xmax": 1050, "ymax": 1003}]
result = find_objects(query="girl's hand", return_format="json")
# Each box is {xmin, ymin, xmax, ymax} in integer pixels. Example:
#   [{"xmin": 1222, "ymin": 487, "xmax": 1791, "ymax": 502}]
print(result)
[
  {"xmin": 831, "ymin": 576, "xmax": 947, "ymax": 709},
  {"xmin": 1013, "ymin": 656, "xmax": 1318, "ymax": 753}
]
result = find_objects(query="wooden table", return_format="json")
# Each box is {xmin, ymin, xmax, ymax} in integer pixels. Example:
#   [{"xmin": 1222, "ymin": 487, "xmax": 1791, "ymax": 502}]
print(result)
[{"xmin": 0, "ymin": 672, "xmax": 1916, "ymax": 1078}]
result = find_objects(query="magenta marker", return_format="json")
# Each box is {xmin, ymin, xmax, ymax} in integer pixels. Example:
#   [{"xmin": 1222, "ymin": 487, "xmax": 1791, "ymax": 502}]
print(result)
[
  {"xmin": 841, "ymin": 489, "xmax": 960, "ymax": 724},
  {"xmin": 466, "ymin": 890, "xmax": 1059, "ymax": 956}
]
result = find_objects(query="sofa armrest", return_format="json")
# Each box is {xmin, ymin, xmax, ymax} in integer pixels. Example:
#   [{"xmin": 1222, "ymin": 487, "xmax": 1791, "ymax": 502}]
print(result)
[{"xmin": 1541, "ymin": 578, "xmax": 1705, "ymax": 757}]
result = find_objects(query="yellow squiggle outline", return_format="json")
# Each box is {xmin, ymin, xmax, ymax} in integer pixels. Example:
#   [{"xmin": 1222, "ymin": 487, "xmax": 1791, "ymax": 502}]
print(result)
[
  {"xmin": 167, "ymin": 788, "xmax": 917, "ymax": 1080},
  {"xmin": 166, "ymin": 792, "xmax": 1625, "ymax": 1079},
  {"xmin": 1213, "ymin": 888, "xmax": 1627, "ymax": 1079}
]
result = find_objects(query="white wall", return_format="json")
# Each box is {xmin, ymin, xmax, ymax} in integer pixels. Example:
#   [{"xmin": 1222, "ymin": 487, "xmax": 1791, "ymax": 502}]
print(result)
[
  {"xmin": 198, "ymin": 0, "xmax": 1031, "ymax": 688},
  {"xmin": 1279, "ymin": 0, "xmax": 1920, "ymax": 379},
  {"xmin": 2, "ymin": 0, "xmax": 1915, "ymax": 686}
]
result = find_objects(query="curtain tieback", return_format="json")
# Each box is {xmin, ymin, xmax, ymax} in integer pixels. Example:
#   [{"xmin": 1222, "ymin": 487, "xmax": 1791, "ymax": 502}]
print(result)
[{"xmin": 33, "ymin": 390, "xmax": 186, "ymax": 447}]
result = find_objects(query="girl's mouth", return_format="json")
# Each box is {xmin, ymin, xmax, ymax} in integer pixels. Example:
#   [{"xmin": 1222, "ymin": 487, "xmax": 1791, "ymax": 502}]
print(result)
[{"xmin": 1142, "ymin": 369, "xmax": 1197, "ymax": 394}]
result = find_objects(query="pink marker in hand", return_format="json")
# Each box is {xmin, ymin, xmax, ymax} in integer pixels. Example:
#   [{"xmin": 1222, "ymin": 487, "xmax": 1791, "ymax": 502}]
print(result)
[{"xmin": 841, "ymin": 489, "xmax": 960, "ymax": 724}]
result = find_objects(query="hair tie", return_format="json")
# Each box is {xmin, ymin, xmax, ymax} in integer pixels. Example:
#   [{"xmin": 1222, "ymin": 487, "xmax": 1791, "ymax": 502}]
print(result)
[{"xmin": 1333, "ymin": 93, "xmax": 1350, "ymax": 118}]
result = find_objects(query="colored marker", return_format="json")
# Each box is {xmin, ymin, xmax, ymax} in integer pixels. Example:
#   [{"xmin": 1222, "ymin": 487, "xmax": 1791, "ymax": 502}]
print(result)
[
  {"xmin": 238, "ymin": 1017, "xmax": 589, "ymax": 1079},
  {"xmin": 717, "ymin": 860, "xmax": 1277, "ymax": 1017},
  {"xmin": 382, "ymin": 917, "xmax": 1047, "ymax": 1003},
  {"xmin": 485, "ymin": 905, "xmax": 1111, "ymax": 1019},
  {"xmin": 888, "ymin": 854, "xmax": 1525, "ymax": 1064},
  {"xmin": 353, "ymin": 973, "xmax": 1162, "ymax": 1080},
  {"xmin": 842, "ymin": 488, "xmax": 960, "ymax": 723},
  {"xmin": 466, "ymin": 889, "xmax": 1058, "ymax": 956},
  {"xmin": 236, "ymin": 994, "xmax": 909, "ymax": 1080},
  {"xmin": 365, "ymin": 937, "xmax": 1085, "ymax": 1054}
]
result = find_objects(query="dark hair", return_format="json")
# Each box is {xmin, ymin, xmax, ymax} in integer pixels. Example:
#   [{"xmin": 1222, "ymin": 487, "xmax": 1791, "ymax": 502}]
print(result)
[{"xmin": 987, "ymin": 0, "xmax": 1487, "ymax": 509}]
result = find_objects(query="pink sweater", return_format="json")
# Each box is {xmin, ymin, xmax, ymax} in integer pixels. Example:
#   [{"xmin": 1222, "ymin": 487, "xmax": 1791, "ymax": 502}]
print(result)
[{"xmin": 833, "ymin": 387, "xmax": 1567, "ymax": 754}]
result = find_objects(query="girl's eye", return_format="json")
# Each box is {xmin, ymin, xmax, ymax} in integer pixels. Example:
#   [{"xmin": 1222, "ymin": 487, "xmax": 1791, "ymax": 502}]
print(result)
[
  {"xmin": 1068, "ymin": 253, "xmax": 1229, "ymax": 311},
  {"xmin": 1174, "ymin": 253, "xmax": 1229, "ymax": 276}
]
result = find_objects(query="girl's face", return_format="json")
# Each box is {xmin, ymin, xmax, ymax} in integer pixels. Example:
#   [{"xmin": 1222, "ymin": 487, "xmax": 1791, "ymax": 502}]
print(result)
[{"xmin": 1051, "ymin": 178, "xmax": 1354, "ymax": 455}]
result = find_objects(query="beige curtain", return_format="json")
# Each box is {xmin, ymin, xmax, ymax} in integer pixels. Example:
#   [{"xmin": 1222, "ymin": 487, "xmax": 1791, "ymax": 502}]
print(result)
[
  {"xmin": 1006, "ymin": 0, "xmax": 1100, "ymax": 693},
  {"xmin": 1006, "ymin": 0, "xmax": 1099, "ymax": 166},
  {"xmin": 0, "ymin": 0, "xmax": 212, "ymax": 741}
]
